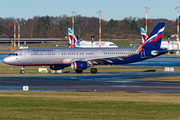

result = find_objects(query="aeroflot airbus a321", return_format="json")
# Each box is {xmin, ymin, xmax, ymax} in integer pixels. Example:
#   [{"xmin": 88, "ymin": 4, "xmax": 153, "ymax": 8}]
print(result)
[{"xmin": 3, "ymin": 23, "xmax": 167, "ymax": 74}]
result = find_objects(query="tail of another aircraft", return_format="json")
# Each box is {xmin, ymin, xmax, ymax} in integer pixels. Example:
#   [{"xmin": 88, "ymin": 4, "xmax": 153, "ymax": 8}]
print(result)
[
  {"xmin": 68, "ymin": 28, "xmax": 80, "ymax": 48},
  {"xmin": 137, "ymin": 22, "xmax": 165, "ymax": 53},
  {"xmin": 140, "ymin": 28, "xmax": 147, "ymax": 43}
]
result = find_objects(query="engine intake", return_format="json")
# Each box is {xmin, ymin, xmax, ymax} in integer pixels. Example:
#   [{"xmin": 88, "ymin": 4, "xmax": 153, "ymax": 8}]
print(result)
[{"xmin": 71, "ymin": 61, "xmax": 88, "ymax": 71}]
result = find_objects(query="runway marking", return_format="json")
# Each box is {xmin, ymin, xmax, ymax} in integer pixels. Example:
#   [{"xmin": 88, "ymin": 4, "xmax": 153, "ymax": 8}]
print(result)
[
  {"xmin": 0, "ymin": 81, "xmax": 20, "ymax": 83},
  {"xmin": 113, "ymin": 85, "xmax": 180, "ymax": 89}
]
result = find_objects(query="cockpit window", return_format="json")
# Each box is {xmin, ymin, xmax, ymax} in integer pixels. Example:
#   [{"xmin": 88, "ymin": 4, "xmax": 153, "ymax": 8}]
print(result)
[
  {"xmin": 109, "ymin": 44, "xmax": 116, "ymax": 46},
  {"xmin": 9, "ymin": 53, "xmax": 18, "ymax": 56}
]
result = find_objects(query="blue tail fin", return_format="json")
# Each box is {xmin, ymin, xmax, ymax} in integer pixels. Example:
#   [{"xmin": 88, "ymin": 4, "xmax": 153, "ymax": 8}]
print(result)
[
  {"xmin": 143, "ymin": 22, "xmax": 165, "ymax": 49},
  {"xmin": 136, "ymin": 23, "xmax": 165, "ymax": 53}
]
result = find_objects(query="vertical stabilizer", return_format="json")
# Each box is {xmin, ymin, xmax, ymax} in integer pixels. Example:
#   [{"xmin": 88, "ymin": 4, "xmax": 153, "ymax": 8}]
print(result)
[
  {"xmin": 136, "ymin": 23, "xmax": 165, "ymax": 53},
  {"xmin": 140, "ymin": 28, "xmax": 147, "ymax": 43},
  {"xmin": 68, "ymin": 28, "xmax": 80, "ymax": 48}
]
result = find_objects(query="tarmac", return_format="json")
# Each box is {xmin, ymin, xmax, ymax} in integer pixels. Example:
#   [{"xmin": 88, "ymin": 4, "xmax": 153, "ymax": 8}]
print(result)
[{"xmin": 0, "ymin": 71, "xmax": 180, "ymax": 93}]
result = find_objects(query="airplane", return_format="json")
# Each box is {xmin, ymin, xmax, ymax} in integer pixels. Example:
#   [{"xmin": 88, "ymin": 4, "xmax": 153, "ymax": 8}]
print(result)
[
  {"xmin": 67, "ymin": 28, "xmax": 118, "ymax": 48},
  {"xmin": 3, "ymin": 22, "xmax": 167, "ymax": 74}
]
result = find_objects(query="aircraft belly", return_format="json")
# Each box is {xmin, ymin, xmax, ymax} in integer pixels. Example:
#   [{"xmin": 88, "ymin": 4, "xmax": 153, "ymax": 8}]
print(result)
[{"xmin": 102, "ymin": 54, "xmax": 143, "ymax": 65}]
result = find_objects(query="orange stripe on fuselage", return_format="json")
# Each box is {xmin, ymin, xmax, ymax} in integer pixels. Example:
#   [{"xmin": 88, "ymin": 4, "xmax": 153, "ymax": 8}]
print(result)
[
  {"xmin": 123, "ymin": 54, "xmax": 133, "ymax": 58},
  {"xmin": 136, "ymin": 44, "xmax": 143, "ymax": 53}
]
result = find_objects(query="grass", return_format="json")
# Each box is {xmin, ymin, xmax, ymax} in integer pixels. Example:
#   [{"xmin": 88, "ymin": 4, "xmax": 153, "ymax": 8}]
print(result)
[
  {"xmin": 0, "ymin": 91, "xmax": 180, "ymax": 120},
  {"xmin": 112, "ymin": 40, "xmax": 135, "ymax": 47}
]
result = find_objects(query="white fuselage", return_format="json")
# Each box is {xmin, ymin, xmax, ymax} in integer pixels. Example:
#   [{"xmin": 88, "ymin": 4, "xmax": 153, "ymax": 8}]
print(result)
[
  {"xmin": 3, "ymin": 47, "xmax": 138, "ymax": 66},
  {"xmin": 76, "ymin": 41, "xmax": 118, "ymax": 48},
  {"xmin": 161, "ymin": 41, "xmax": 179, "ymax": 50}
]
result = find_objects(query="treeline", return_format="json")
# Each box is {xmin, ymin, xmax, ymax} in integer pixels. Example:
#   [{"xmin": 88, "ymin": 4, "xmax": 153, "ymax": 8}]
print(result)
[{"xmin": 0, "ymin": 15, "xmax": 178, "ymax": 40}]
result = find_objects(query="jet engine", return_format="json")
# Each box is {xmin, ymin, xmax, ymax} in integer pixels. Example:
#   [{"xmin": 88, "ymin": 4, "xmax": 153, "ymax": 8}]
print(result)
[
  {"xmin": 50, "ymin": 64, "xmax": 66, "ymax": 70},
  {"xmin": 71, "ymin": 61, "xmax": 88, "ymax": 71}
]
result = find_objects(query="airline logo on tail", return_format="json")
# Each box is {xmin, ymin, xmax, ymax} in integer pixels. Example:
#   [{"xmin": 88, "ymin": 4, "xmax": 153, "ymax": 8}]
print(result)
[
  {"xmin": 144, "ymin": 24, "xmax": 164, "ymax": 46},
  {"xmin": 140, "ymin": 28, "xmax": 147, "ymax": 43},
  {"xmin": 137, "ymin": 23, "xmax": 165, "ymax": 53},
  {"xmin": 68, "ymin": 28, "xmax": 80, "ymax": 48}
]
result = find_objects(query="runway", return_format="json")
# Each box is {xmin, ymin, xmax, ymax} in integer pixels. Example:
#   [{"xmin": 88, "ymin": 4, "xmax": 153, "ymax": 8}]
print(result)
[{"xmin": 0, "ymin": 71, "xmax": 180, "ymax": 93}]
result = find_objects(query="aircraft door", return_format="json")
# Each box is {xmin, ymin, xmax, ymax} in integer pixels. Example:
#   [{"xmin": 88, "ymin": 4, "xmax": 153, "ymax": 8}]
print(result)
[
  {"xmin": 141, "ymin": 49, "xmax": 145, "ymax": 58},
  {"xmin": 22, "ymin": 50, "xmax": 28, "ymax": 59},
  {"xmin": 98, "ymin": 50, "xmax": 102, "ymax": 57},
  {"xmin": 56, "ymin": 50, "xmax": 61, "ymax": 61}
]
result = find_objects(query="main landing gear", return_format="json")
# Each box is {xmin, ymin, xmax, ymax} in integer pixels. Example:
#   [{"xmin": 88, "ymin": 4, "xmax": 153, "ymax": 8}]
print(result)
[
  {"xmin": 90, "ymin": 68, "xmax": 97, "ymax": 74},
  {"xmin": 20, "ymin": 66, "xmax": 25, "ymax": 74},
  {"xmin": 76, "ymin": 70, "xmax": 82, "ymax": 73},
  {"xmin": 75, "ymin": 68, "xmax": 97, "ymax": 74}
]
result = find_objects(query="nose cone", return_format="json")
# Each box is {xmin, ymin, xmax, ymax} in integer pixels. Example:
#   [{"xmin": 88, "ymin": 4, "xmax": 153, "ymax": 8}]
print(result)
[{"xmin": 3, "ymin": 57, "xmax": 12, "ymax": 65}]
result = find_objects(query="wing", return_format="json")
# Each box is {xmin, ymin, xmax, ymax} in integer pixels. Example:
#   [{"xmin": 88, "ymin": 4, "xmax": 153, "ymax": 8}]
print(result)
[{"xmin": 69, "ymin": 53, "xmax": 138, "ymax": 65}]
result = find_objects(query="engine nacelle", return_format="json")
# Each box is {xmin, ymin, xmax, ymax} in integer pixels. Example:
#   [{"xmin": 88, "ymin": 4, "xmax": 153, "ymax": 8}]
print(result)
[
  {"xmin": 50, "ymin": 64, "xmax": 66, "ymax": 70},
  {"xmin": 71, "ymin": 61, "xmax": 88, "ymax": 71}
]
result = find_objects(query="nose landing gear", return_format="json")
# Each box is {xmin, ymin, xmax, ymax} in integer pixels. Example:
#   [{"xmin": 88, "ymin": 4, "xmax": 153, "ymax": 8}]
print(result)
[{"xmin": 20, "ymin": 66, "xmax": 25, "ymax": 74}]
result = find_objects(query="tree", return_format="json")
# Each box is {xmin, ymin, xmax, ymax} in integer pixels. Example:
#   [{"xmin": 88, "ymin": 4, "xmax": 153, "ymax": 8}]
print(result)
[
  {"xmin": 21, "ymin": 29, "xmax": 31, "ymax": 38},
  {"xmin": 3, "ymin": 18, "xmax": 14, "ymax": 37},
  {"xmin": 35, "ymin": 16, "xmax": 51, "ymax": 37},
  {"xmin": 106, "ymin": 19, "xmax": 118, "ymax": 35},
  {"xmin": 22, "ymin": 19, "xmax": 35, "ymax": 38},
  {"xmin": 0, "ymin": 24, "xmax": 5, "ymax": 36},
  {"xmin": 120, "ymin": 19, "xmax": 131, "ymax": 33},
  {"xmin": 107, "ymin": 19, "xmax": 118, "ymax": 28},
  {"xmin": 130, "ymin": 20, "xmax": 139, "ymax": 33},
  {"xmin": 46, "ymin": 25, "xmax": 63, "ymax": 38}
]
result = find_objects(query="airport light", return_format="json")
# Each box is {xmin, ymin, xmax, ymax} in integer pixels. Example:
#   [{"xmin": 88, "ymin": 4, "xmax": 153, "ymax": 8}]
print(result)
[
  {"xmin": 145, "ymin": 7, "xmax": 150, "ymax": 38},
  {"xmin": 18, "ymin": 21, "xmax": 20, "ymax": 49},
  {"xmin": 10, "ymin": 35, "xmax": 13, "ymax": 51},
  {"xmin": 72, "ymin": 11, "xmax": 76, "ymax": 48},
  {"xmin": 175, "ymin": 7, "xmax": 179, "ymax": 54},
  {"xmin": 97, "ymin": 11, "xmax": 102, "ymax": 48},
  {"xmin": 14, "ymin": 21, "xmax": 16, "ymax": 50}
]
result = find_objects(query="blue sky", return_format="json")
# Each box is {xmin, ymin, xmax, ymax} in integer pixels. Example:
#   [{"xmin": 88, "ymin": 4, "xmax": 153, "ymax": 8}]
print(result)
[{"xmin": 1, "ymin": 0, "xmax": 180, "ymax": 21}]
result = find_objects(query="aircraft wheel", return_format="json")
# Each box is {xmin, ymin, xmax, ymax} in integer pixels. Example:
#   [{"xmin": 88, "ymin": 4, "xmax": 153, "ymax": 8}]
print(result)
[
  {"xmin": 20, "ymin": 70, "xmax": 25, "ymax": 74},
  {"xmin": 76, "ymin": 70, "xmax": 82, "ymax": 73},
  {"xmin": 90, "ymin": 68, "xmax": 97, "ymax": 74}
]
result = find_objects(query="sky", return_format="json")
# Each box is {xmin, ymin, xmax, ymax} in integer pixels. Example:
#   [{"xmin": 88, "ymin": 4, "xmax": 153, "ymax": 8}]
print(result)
[{"xmin": 1, "ymin": 0, "xmax": 180, "ymax": 21}]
